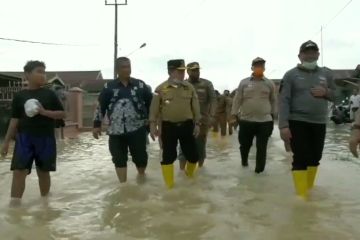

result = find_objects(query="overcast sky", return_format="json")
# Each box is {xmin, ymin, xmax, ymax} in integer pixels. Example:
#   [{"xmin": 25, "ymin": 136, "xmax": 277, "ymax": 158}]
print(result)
[{"xmin": 0, "ymin": 0, "xmax": 358, "ymax": 91}]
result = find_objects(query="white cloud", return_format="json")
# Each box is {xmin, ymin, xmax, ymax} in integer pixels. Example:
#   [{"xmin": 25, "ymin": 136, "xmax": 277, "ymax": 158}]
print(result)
[{"xmin": 0, "ymin": 0, "xmax": 358, "ymax": 91}]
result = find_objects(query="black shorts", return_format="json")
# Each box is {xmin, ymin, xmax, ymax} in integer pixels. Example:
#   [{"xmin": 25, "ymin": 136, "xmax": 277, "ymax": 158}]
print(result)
[
  {"xmin": 11, "ymin": 133, "xmax": 57, "ymax": 173},
  {"xmin": 108, "ymin": 127, "xmax": 148, "ymax": 168}
]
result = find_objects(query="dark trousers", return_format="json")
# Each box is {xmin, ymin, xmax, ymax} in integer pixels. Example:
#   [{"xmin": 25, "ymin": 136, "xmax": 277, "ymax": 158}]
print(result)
[
  {"xmin": 161, "ymin": 120, "xmax": 199, "ymax": 165},
  {"xmin": 238, "ymin": 121, "xmax": 273, "ymax": 172},
  {"xmin": 108, "ymin": 127, "xmax": 148, "ymax": 168},
  {"xmin": 213, "ymin": 113, "xmax": 227, "ymax": 136},
  {"xmin": 178, "ymin": 125, "xmax": 208, "ymax": 162},
  {"xmin": 289, "ymin": 120, "xmax": 326, "ymax": 170}
]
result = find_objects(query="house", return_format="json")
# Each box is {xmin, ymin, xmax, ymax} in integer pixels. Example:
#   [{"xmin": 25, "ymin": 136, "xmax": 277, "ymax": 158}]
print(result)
[
  {"xmin": 0, "ymin": 73, "xmax": 23, "ymax": 135},
  {"xmin": 0, "ymin": 70, "xmax": 103, "ymax": 90},
  {"xmin": 0, "ymin": 73, "xmax": 22, "ymax": 87},
  {"xmin": 0, "ymin": 70, "xmax": 107, "ymax": 137},
  {"xmin": 0, "ymin": 73, "xmax": 23, "ymax": 101},
  {"xmin": 332, "ymin": 66, "xmax": 360, "ymax": 103}
]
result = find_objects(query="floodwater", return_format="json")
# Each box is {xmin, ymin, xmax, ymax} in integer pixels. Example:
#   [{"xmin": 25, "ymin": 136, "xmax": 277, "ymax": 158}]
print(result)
[{"xmin": 0, "ymin": 124, "xmax": 360, "ymax": 240}]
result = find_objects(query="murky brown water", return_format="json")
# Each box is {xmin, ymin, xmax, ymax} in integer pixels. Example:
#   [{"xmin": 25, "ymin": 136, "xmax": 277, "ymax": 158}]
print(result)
[{"xmin": 1, "ymin": 124, "xmax": 360, "ymax": 240}]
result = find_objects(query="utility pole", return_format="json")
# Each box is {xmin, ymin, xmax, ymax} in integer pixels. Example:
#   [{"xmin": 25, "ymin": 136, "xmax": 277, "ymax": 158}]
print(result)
[
  {"xmin": 105, "ymin": 0, "xmax": 128, "ymax": 79},
  {"xmin": 320, "ymin": 25, "xmax": 324, "ymax": 66}
]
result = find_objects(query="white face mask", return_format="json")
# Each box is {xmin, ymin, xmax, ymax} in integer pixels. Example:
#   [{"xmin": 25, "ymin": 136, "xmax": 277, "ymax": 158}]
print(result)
[{"xmin": 302, "ymin": 60, "xmax": 318, "ymax": 70}]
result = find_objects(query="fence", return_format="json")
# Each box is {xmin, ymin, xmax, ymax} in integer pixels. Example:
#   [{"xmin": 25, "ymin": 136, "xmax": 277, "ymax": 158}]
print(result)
[{"xmin": 82, "ymin": 92, "xmax": 99, "ymax": 128}]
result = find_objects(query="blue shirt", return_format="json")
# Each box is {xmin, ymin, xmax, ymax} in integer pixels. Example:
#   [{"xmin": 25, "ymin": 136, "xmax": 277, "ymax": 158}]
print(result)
[{"xmin": 93, "ymin": 78, "xmax": 152, "ymax": 135}]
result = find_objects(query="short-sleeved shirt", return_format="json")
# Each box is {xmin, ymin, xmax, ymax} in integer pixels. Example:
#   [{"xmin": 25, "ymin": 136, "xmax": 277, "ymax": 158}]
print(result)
[
  {"xmin": 350, "ymin": 95, "xmax": 360, "ymax": 108},
  {"xmin": 93, "ymin": 78, "xmax": 153, "ymax": 135},
  {"xmin": 11, "ymin": 88, "xmax": 64, "ymax": 136},
  {"xmin": 186, "ymin": 78, "xmax": 216, "ymax": 123},
  {"xmin": 215, "ymin": 95, "xmax": 228, "ymax": 115},
  {"xmin": 149, "ymin": 80, "xmax": 201, "ymax": 123},
  {"xmin": 231, "ymin": 76, "xmax": 276, "ymax": 122}
]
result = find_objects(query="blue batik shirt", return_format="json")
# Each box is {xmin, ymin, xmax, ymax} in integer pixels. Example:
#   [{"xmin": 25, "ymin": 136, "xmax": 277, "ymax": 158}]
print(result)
[{"xmin": 93, "ymin": 78, "xmax": 152, "ymax": 135}]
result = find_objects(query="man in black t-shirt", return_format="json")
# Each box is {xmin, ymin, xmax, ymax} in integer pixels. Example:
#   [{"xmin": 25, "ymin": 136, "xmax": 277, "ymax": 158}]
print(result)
[{"xmin": 0, "ymin": 61, "xmax": 65, "ymax": 206}]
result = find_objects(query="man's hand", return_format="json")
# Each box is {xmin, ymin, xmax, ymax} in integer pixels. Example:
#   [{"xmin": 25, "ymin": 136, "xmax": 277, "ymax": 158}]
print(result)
[
  {"xmin": 349, "ymin": 129, "xmax": 360, "ymax": 158},
  {"xmin": 36, "ymin": 102, "xmax": 47, "ymax": 116},
  {"xmin": 280, "ymin": 128, "xmax": 292, "ymax": 142},
  {"xmin": 284, "ymin": 141, "xmax": 292, "ymax": 152},
  {"xmin": 229, "ymin": 115, "xmax": 238, "ymax": 124},
  {"xmin": 311, "ymin": 86, "xmax": 327, "ymax": 98},
  {"xmin": 150, "ymin": 123, "xmax": 159, "ymax": 141},
  {"xmin": 150, "ymin": 133, "xmax": 156, "ymax": 141},
  {"xmin": 92, "ymin": 128, "xmax": 102, "ymax": 139},
  {"xmin": 193, "ymin": 125, "xmax": 200, "ymax": 138},
  {"xmin": 1, "ymin": 141, "xmax": 10, "ymax": 158}
]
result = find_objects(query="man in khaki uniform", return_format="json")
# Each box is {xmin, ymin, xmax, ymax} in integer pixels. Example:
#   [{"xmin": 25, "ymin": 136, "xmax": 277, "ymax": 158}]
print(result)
[
  {"xmin": 178, "ymin": 62, "xmax": 216, "ymax": 169},
  {"xmin": 224, "ymin": 90, "xmax": 234, "ymax": 135},
  {"xmin": 213, "ymin": 91, "xmax": 229, "ymax": 136},
  {"xmin": 229, "ymin": 90, "xmax": 238, "ymax": 131},
  {"xmin": 149, "ymin": 59, "xmax": 201, "ymax": 188},
  {"xmin": 231, "ymin": 57, "xmax": 276, "ymax": 174}
]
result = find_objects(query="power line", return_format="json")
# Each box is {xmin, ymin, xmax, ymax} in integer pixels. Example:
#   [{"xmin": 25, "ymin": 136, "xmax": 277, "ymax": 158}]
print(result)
[
  {"xmin": 312, "ymin": 0, "xmax": 353, "ymax": 37},
  {"xmin": 0, "ymin": 37, "xmax": 84, "ymax": 46},
  {"xmin": 324, "ymin": 0, "xmax": 353, "ymax": 29}
]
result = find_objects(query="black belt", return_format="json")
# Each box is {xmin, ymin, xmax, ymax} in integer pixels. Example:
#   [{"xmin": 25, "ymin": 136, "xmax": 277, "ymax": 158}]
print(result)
[{"xmin": 162, "ymin": 120, "xmax": 193, "ymax": 126}]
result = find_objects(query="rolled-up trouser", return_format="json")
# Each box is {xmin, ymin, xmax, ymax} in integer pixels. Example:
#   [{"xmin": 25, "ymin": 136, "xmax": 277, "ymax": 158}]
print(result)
[
  {"xmin": 238, "ymin": 121, "xmax": 273, "ymax": 172},
  {"xmin": 108, "ymin": 127, "xmax": 148, "ymax": 168},
  {"xmin": 289, "ymin": 120, "xmax": 326, "ymax": 170},
  {"xmin": 161, "ymin": 120, "xmax": 199, "ymax": 165}
]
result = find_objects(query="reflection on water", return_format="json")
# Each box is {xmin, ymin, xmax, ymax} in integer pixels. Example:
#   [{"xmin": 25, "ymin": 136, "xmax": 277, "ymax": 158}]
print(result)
[
  {"xmin": 0, "ymin": 125, "xmax": 360, "ymax": 240},
  {"xmin": 325, "ymin": 123, "xmax": 358, "ymax": 164}
]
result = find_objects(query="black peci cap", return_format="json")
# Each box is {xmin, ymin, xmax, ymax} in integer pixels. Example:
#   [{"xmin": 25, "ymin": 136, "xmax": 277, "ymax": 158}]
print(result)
[
  {"xmin": 167, "ymin": 59, "xmax": 187, "ymax": 70},
  {"xmin": 252, "ymin": 57, "xmax": 266, "ymax": 66},
  {"xmin": 299, "ymin": 40, "xmax": 319, "ymax": 53},
  {"xmin": 187, "ymin": 62, "xmax": 201, "ymax": 70}
]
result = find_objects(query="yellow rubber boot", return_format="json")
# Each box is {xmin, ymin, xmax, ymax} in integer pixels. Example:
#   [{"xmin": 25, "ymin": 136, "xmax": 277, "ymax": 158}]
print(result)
[
  {"xmin": 185, "ymin": 162, "xmax": 197, "ymax": 178},
  {"xmin": 161, "ymin": 164, "xmax": 174, "ymax": 189},
  {"xmin": 307, "ymin": 166, "xmax": 318, "ymax": 190},
  {"xmin": 292, "ymin": 170, "xmax": 308, "ymax": 200}
]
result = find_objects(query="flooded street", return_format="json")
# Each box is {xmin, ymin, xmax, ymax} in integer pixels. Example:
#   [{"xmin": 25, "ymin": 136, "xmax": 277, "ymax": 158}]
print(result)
[{"xmin": 1, "ymin": 125, "xmax": 360, "ymax": 240}]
